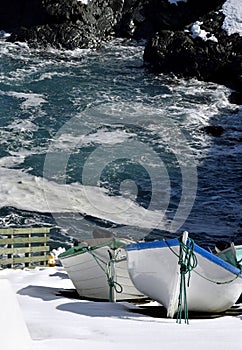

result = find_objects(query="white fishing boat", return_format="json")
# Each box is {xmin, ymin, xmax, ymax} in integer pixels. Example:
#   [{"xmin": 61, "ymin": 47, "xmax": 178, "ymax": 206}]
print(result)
[
  {"xmin": 59, "ymin": 235, "xmax": 146, "ymax": 302},
  {"xmin": 125, "ymin": 232, "xmax": 242, "ymax": 318}
]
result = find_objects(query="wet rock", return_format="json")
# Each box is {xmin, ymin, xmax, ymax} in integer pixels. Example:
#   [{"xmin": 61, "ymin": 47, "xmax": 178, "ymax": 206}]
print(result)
[
  {"xmin": 143, "ymin": 6, "xmax": 242, "ymax": 90},
  {"xmin": 201, "ymin": 125, "xmax": 225, "ymax": 137},
  {"xmin": 115, "ymin": 0, "xmax": 226, "ymax": 40},
  {"xmin": 7, "ymin": 0, "xmax": 123, "ymax": 49},
  {"xmin": 1, "ymin": 0, "xmax": 242, "ymax": 99},
  {"xmin": 0, "ymin": 0, "xmax": 49, "ymax": 32},
  {"xmin": 229, "ymin": 91, "xmax": 242, "ymax": 106}
]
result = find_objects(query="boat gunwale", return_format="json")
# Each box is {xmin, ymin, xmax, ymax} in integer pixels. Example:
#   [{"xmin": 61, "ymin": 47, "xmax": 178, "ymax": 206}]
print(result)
[
  {"xmin": 125, "ymin": 238, "xmax": 242, "ymax": 277},
  {"xmin": 59, "ymin": 238, "xmax": 130, "ymax": 259}
]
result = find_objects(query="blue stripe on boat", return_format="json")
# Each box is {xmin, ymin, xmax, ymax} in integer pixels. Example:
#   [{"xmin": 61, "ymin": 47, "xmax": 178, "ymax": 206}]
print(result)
[
  {"xmin": 125, "ymin": 238, "xmax": 242, "ymax": 277},
  {"xmin": 125, "ymin": 238, "xmax": 179, "ymax": 251},
  {"xmin": 193, "ymin": 243, "xmax": 242, "ymax": 276}
]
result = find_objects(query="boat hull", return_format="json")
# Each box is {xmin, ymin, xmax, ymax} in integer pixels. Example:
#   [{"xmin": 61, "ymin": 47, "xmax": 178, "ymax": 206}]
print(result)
[
  {"xmin": 126, "ymin": 238, "xmax": 242, "ymax": 317},
  {"xmin": 60, "ymin": 238, "xmax": 146, "ymax": 301}
]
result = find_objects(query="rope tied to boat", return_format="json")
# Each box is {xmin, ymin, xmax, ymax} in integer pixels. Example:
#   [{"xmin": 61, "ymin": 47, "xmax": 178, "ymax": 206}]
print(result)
[
  {"xmin": 177, "ymin": 235, "xmax": 198, "ymax": 324},
  {"xmin": 106, "ymin": 255, "xmax": 123, "ymax": 301},
  {"xmin": 86, "ymin": 247, "xmax": 123, "ymax": 302}
]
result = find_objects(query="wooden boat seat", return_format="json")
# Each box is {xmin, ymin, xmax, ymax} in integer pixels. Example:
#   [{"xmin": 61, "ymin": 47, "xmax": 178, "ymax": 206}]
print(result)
[{"xmin": 78, "ymin": 237, "xmax": 115, "ymax": 247}]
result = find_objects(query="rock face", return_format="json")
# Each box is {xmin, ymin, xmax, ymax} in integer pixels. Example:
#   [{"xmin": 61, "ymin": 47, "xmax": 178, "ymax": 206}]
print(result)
[
  {"xmin": 142, "ymin": 2, "xmax": 242, "ymax": 92},
  {"xmin": 1, "ymin": 0, "xmax": 242, "ymax": 98},
  {"xmin": 0, "ymin": 0, "xmax": 229, "ymax": 49},
  {"xmin": 117, "ymin": 0, "xmax": 226, "ymax": 40},
  {"xmin": 121, "ymin": 0, "xmax": 242, "ymax": 98},
  {"xmin": 6, "ymin": 0, "xmax": 124, "ymax": 49}
]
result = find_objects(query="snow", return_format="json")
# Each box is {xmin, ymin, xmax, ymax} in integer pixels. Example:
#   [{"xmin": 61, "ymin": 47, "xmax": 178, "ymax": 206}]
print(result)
[
  {"xmin": 181, "ymin": 0, "xmax": 242, "ymax": 40},
  {"xmin": 169, "ymin": 0, "xmax": 242, "ymax": 38},
  {"xmin": 190, "ymin": 21, "xmax": 218, "ymax": 42},
  {"xmin": 77, "ymin": 0, "xmax": 89, "ymax": 4},
  {"xmin": 0, "ymin": 30, "xmax": 11, "ymax": 38},
  {"xmin": 168, "ymin": 0, "xmax": 187, "ymax": 4},
  {"xmin": 222, "ymin": 0, "xmax": 242, "ymax": 36},
  {"xmin": 189, "ymin": 0, "xmax": 242, "ymax": 41},
  {"xmin": 0, "ymin": 266, "xmax": 241, "ymax": 350}
]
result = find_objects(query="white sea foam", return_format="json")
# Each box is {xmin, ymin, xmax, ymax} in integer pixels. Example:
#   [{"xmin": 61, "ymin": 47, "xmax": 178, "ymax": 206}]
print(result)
[
  {"xmin": 0, "ymin": 156, "xmax": 26, "ymax": 167},
  {"xmin": 37, "ymin": 71, "xmax": 71, "ymax": 81},
  {"xmin": 77, "ymin": 79, "xmax": 235, "ymax": 159},
  {"xmin": 49, "ymin": 127, "xmax": 137, "ymax": 152},
  {"xmin": 2, "ymin": 91, "xmax": 47, "ymax": 110},
  {"xmin": 0, "ymin": 167, "xmax": 167, "ymax": 230},
  {"xmin": 7, "ymin": 119, "xmax": 39, "ymax": 132},
  {"xmin": 0, "ymin": 117, "xmax": 45, "ymax": 163}
]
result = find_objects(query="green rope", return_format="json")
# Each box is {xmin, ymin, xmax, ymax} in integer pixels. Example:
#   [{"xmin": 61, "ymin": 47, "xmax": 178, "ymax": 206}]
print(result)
[
  {"xmin": 86, "ymin": 247, "xmax": 123, "ymax": 302},
  {"xmin": 106, "ymin": 258, "xmax": 123, "ymax": 302},
  {"xmin": 176, "ymin": 237, "xmax": 197, "ymax": 324},
  {"xmin": 193, "ymin": 269, "xmax": 241, "ymax": 284},
  {"xmin": 165, "ymin": 240, "xmax": 241, "ymax": 285},
  {"xmin": 164, "ymin": 237, "xmax": 241, "ymax": 324},
  {"xmin": 237, "ymin": 258, "xmax": 242, "ymax": 267}
]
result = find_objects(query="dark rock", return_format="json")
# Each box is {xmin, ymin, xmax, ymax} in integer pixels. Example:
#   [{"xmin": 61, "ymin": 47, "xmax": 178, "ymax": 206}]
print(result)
[
  {"xmin": 115, "ymin": 0, "xmax": 226, "ymax": 40},
  {"xmin": 229, "ymin": 91, "xmax": 242, "ymax": 105},
  {"xmin": 1, "ymin": 0, "xmax": 229, "ymax": 49},
  {"xmin": 1, "ymin": 0, "xmax": 242, "ymax": 100},
  {"xmin": 143, "ymin": 5, "xmax": 242, "ymax": 93},
  {"xmin": 144, "ymin": 30, "xmax": 199, "ymax": 77},
  {"xmin": 0, "ymin": 0, "xmax": 49, "ymax": 32},
  {"xmin": 6, "ymin": 0, "xmax": 123, "ymax": 49},
  {"xmin": 201, "ymin": 125, "xmax": 225, "ymax": 137}
]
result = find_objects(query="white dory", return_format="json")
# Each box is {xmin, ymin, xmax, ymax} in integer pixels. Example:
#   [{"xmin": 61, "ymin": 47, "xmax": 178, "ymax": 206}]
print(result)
[{"xmin": 125, "ymin": 232, "xmax": 242, "ymax": 318}]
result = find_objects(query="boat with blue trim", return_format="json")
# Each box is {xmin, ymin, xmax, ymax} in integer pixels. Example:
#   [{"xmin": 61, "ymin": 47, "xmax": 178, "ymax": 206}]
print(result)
[{"xmin": 125, "ymin": 232, "xmax": 242, "ymax": 318}]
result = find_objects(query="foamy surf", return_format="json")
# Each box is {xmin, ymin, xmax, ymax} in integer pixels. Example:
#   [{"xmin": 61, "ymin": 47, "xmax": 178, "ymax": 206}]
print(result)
[{"xmin": 0, "ymin": 167, "xmax": 169, "ymax": 230}]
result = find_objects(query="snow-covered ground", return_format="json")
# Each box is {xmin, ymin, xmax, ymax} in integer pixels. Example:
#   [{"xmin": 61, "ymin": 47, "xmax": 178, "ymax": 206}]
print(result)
[{"xmin": 0, "ymin": 266, "xmax": 241, "ymax": 350}]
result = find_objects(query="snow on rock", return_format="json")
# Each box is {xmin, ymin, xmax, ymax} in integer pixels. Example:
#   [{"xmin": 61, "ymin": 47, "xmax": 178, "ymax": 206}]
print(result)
[
  {"xmin": 168, "ymin": 0, "xmax": 187, "ymax": 4},
  {"xmin": 222, "ymin": 0, "xmax": 242, "ymax": 36},
  {"xmin": 190, "ymin": 21, "xmax": 218, "ymax": 42},
  {"xmin": 77, "ymin": 0, "xmax": 89, "ymax": 4}
]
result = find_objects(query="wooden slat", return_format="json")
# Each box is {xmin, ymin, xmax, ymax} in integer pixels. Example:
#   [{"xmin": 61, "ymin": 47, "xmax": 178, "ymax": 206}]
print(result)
[
  {"xmin": 13, "ymin": 255, "xmax": 49, "ymax": 264},
  {"xmin": 0, "ymin": 236, "xmax": 50, "ymax": 245},
  {"xmin": 0, "ymin": 257, "xmax": 14, "ymax": 265},
  {"xmin": 0, "ymin": 255, "xmax": 49, "ymax": 265},
  {"xmin": 0, "ymin": 227, "xmax": 50, "ymax": 235},
  {"xmin": 0, "ymin": 246, "xmax": 50, "ymax": 255}
]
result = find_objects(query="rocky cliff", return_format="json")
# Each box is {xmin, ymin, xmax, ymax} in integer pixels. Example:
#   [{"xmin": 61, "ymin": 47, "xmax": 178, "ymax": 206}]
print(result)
[{"xmin": 1, "ymin": 0, "xmax": 242, "ymax": 102}]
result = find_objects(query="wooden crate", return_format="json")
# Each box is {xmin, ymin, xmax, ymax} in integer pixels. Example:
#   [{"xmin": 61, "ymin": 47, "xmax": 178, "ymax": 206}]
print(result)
[{"xmin": 0, "ymin": 227, "xmax": 50, "ymax": 268}]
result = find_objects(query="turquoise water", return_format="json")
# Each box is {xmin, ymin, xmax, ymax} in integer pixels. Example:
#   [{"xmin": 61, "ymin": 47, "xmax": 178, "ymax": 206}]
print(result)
[{"xmin": 0, "ymin": 38, "xmax": 241, "ymax": 248}]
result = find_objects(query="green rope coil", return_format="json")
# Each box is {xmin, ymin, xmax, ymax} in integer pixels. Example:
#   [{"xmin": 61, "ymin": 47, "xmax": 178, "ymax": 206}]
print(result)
[
  {"xmin": 165, "ymin": 236, "xmax": 241, "ymax": 323},
  {"xmin": 106, "ymin": 258, "xmax": 123, "ymax": 302},
  {"xmin": 86, "ymin": 247, "xmax": 123, "ymax": 302},
  {"xmin": 176, "ymin": 237, "xmax": 197, "ymax": 324}
]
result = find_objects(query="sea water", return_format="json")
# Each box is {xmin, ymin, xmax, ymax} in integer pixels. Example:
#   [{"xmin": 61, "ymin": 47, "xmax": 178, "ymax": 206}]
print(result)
[{"xmin": 0, "ymin": 38, "xmax": 241, "ymax": 249}]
